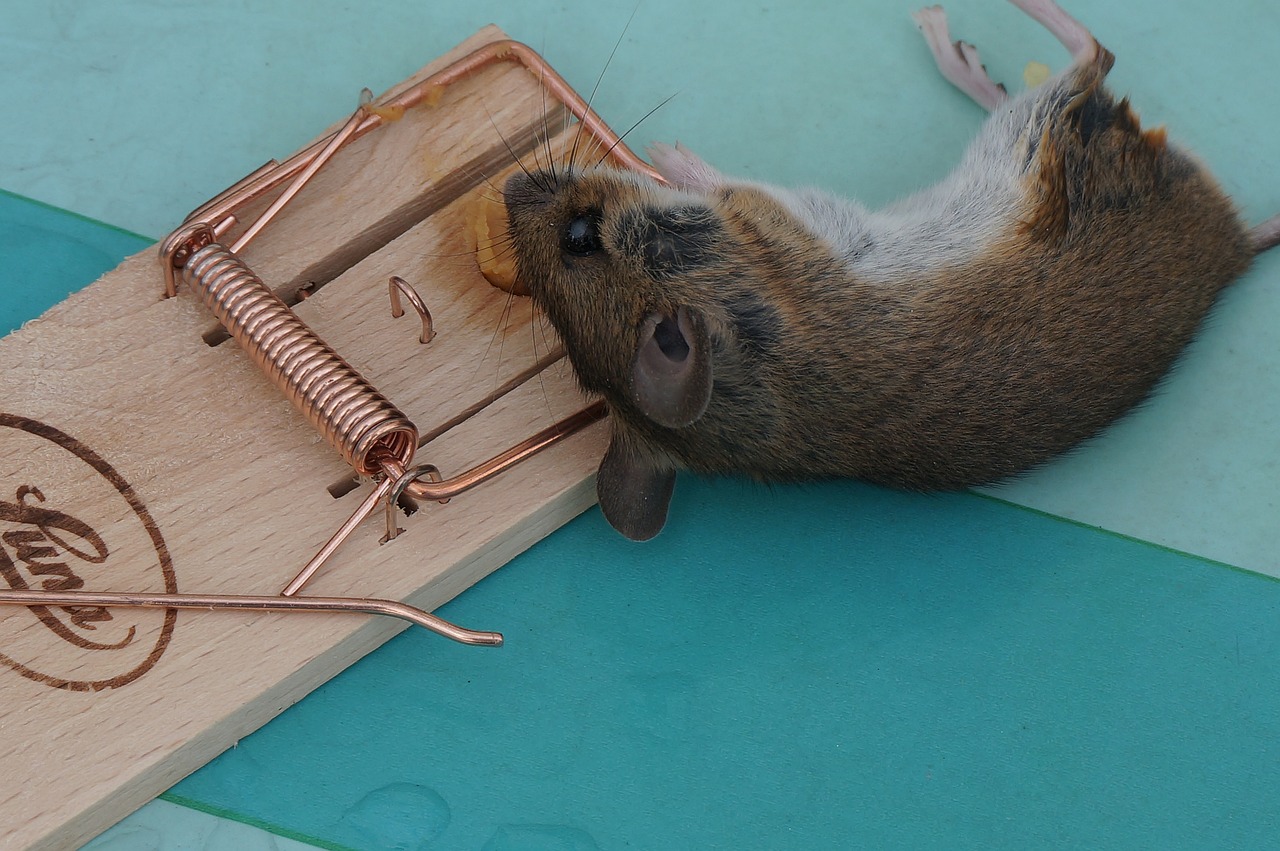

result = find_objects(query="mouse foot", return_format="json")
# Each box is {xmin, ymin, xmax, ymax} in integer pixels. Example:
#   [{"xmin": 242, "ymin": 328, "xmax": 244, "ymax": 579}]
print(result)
[{"xmin": 912, "ymin": 5, "xmax": 1008, "ymax": 111}]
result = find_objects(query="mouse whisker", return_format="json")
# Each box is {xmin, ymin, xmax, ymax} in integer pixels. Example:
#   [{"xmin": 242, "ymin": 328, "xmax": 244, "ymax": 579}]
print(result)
[
  {"xmin": 472, "ymin": 190, "xmax": 506, "ymax": 207},
  {"xmin": 453, "ymin": 160, "xmax": 507, "ymax": 203},
  {"xmin": 530, "ymin": 332, "xmax": 559, "ymax": 424},
  {"xmin": 420, "ymin": 241, "xmax": 509, "ymax": 261},
  {"xmin": 484, "ymin": 241, "xmax": 519, "ymax": 265},
  {"xmin": 534, "ymin": 56, "xmax": 561, "ymax": 186},
  {"xmin": 567, "ymin": 6, "xmax": 639, "ymax": 174},
  {"xmin": 594, "ymin": 92, "xmax": 678, "ymax": 171},
  {"xmin": 475, "ymin": 276, "xmax": 524, "ymax": 394},
  {"xmin": 534, "ymin": 312, "xmax": 567, "ymax": 384},
  {"xmin": 483, "ymin": 103, "xmax": 545, "ymax": 192}
]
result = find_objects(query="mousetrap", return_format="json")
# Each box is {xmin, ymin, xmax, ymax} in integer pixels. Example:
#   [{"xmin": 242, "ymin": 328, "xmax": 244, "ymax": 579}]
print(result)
[{"xmin": 0, "ymin": 28, "xmax": 654, "ymax": 850}]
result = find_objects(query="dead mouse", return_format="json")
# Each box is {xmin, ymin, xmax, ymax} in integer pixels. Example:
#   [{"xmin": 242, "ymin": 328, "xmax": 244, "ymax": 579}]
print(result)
[{"xmin": 502, "ymin": 0, "xmax": 1280, "ymax": 541}]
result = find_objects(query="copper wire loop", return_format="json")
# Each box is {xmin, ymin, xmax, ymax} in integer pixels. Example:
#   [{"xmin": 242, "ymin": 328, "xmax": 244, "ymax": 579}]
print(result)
[{"xmin": 182, "ymin": 242, "xmax": 419, "ymax": 477}]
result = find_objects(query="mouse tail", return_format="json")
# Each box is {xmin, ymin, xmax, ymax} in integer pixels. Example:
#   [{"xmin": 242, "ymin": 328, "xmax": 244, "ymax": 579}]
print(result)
[{"xmin": 1250, "ymin": 214, "xmax": 1280, "ymax": 254}]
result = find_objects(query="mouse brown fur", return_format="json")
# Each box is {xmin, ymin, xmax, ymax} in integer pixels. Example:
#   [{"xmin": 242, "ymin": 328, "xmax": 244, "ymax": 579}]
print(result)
[{"xmin": 502, "ymin": 0, "xmax": 1272, "ymax": 540}]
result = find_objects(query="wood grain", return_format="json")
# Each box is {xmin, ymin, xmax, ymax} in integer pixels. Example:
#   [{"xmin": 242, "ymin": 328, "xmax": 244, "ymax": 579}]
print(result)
[{"xmin": 0, "ymin": 28, "xmax": 607, "ymax": 850}]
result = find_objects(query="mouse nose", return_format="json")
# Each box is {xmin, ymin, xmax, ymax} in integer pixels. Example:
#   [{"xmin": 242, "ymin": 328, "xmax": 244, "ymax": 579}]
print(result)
[{"xmin": 503, "ymin": 171, "xmax": 557, "ymax": 213}]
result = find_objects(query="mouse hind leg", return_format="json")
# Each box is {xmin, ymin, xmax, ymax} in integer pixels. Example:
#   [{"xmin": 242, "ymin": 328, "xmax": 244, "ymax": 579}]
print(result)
[
  {"xmin": 1008, "ymin": 0, "xmax": 1103, "ymax": 68},
  {"xmin": 913, "ymin": 5, "xmax": 1008, "ymax": 110},
  {"xmin": 914, "ymin": 1, "xmax": 1112, "ymax": 110}
]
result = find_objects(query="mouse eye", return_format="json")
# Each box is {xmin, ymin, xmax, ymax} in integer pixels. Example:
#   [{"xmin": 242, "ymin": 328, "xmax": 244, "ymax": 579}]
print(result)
[{"xmin": 561, "ymin": 212, "xmax": 603, "ymax": 257}]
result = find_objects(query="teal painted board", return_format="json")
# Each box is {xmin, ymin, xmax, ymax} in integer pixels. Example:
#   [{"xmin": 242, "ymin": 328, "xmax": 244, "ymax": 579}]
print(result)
[
  {"xmin": 170, "ymin": 479, "xmax": 1280, "ymax": 849},
  {"xmin": 2, "ymin": 1, "xmax": 1280, "ymax": 848},
  {"xmin": 0, "ymin": 191, "xmax": 150, "ymax": 336}
]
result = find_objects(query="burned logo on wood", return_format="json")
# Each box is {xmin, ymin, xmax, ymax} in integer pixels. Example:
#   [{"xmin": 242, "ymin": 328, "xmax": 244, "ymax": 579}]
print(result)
[{"xmin": 0, "ymin": 414, "xmax": 175, "ymax": 691}]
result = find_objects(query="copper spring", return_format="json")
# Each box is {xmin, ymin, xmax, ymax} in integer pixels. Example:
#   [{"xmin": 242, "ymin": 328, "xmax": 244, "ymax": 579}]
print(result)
[{"xmin": 182, "ymin": 237, "xmax": 417, "ymax": 477}]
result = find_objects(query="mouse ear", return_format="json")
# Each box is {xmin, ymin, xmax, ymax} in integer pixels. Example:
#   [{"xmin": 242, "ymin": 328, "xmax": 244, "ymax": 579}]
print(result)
[
  {"xmin": 596, "ymin": 437, "xmax": 676, "ymax": 541},
  {"xmin": 647, "ymin": 142, "xmax": 723, "ymax": 193},
  {"xmin": 629, "ymin": 307, "xmax": 712, "ymax": 428}
]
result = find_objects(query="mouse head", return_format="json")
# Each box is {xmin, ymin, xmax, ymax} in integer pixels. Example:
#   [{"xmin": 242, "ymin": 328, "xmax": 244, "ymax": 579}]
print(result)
[
  {"xmin": 503, "ymin": 165, "xmax": 729, "ymax": 423},
  {"xmin": 503, "ymin": 158, "xmax": 739, "ymax": 540},
  {"xmin": 502, "ymin": 147, "xmax": 816, "ymax": 540}
]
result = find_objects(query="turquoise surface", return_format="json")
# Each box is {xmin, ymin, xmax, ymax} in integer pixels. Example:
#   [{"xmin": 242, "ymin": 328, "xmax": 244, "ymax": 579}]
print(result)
[
  {"xmin": 168, "ymin": 482, "xmax": 1280, "ymax": 849},
  {"xmin": 3, "ymin": 0, "xmax": 1280, "ymax": 848},
  {"xmin": 0, "ymin": 191, "xmax": 150, "ymax": 335}
]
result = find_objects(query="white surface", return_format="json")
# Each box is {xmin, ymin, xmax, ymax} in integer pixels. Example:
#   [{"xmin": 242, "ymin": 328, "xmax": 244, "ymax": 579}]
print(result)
[{"xmin": 83, "ymin": 800, "xmax": 321, "ymax": 851}]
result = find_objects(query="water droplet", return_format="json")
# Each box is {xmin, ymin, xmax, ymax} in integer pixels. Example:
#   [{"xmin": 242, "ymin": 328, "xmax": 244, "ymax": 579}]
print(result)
[{"xmin": 330, "ymin": 782, "xmax": 450, "ymax": 850}]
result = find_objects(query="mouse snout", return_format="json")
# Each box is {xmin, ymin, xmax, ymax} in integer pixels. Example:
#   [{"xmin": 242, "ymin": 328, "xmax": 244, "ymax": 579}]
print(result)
[{"xmin": 502, "ymin": 171, "xmax": 557, "ymax": 214}]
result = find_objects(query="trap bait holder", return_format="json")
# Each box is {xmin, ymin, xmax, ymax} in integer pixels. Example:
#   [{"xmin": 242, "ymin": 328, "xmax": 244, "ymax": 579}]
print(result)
[{"xmin": 0, "ymin": 41, "xmax": 667, "ymax": 647}]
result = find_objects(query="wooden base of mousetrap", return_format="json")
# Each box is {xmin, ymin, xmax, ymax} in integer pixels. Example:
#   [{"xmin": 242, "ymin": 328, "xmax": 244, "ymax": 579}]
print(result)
[{"xmin": 0, "ymin": 27, "xmax": 608, "ymax": 851}]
